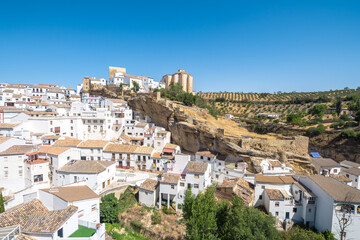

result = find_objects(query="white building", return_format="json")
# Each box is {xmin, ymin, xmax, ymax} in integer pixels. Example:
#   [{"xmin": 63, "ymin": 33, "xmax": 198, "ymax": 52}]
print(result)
[
  {"xmin": 260, "ymin": 159, "xmax": 294, "ymax": 176},
  {"xmin": 341, "ymin": 167, "xmax": 360, "ymax": 190},
  {"xmin": 0, "ymin": 145, "xmax": 34, "ymax": 194},
  {"xmin": 299, "ymin": 175, "xmax": 360, "ymax": 240},
  {"xmin": 139, "ymin": 179, "xmax": 159, "ymax": 207},
  {"xmin": 39, "ymin": 185, "xmax": 101, "ymax": 223},
  {"xmin": 56, "ymin": 160, "xmax": 116, "ymax": 193},
  {"xmin": 311, "ymin": 158, "xmax": 341, "ymax": 176}
]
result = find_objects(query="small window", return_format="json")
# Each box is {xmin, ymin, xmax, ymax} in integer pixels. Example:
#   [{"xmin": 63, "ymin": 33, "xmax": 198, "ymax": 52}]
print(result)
[
  {"xmin": 333, "ymin": 169, "xmax": 337, "ymax": 173},
  {"xmin": 216, "ymin": 174, "xmax": 219, "ymax": 179},
  {"xmin": 261, "ymin": 186, "xmax": 265, "ymax": 189},
  {"xmin": 309, "ymin": 208, "xmax": 311, "ymax": 212},
  {"xmin": 91, "ymin": 204, "xmax": 97, "ymax": 211},
  {"xmin": 194, "ymin": 184, "xmax": 199, "ymax": 189},
  {"xmin": 78, "ymin": 210, "xmax": 84, "ymax": 217},
  {"xmin": 293, "ymin": 208, "xmax": 297, "ymax": 213},
  {"xmin": 194, "ymin": 174, "xmax": 199, "ymax": 179},
  {"xmin": 259, "ymin": 195, "xmax": 262, "ymax": 200},
  {"xmin": 171, "ymin": 185, "xmax": 174, "ymax": 189},
  {"xmin": 180, "ymin": 182, "xmax": 185, "ymax": 187},
  {"xmin": 34, "ymin": 174, "xmax": 43, "ymax": 182},
  {"xmin": 145, "ymin": 191, "xmax": 148, "ymax": 195},
  {"xmin": 275, "ymin": 202, "xmax": 280, "ymax": 207}
]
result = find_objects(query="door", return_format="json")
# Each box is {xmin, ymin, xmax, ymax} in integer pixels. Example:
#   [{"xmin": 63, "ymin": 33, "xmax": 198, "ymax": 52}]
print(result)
[
  {"xmin": 57, "ymin": 228, "xmax": 63, "ymax": 238},
  {"xmin": 285, "ymin": 212, "xmax": 290, "ymax": 219},
  {"xmin": 102, "ymin": 182, "xmax": 105, "ymax": 189},
  {"xmin": 107, "ymin": 179, "xmax": 110, "ymax": 185}
]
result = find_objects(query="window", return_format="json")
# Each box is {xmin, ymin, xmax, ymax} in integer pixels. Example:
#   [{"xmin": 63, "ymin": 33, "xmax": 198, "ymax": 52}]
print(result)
[
  {"xmin": 4, "ymin": 167, "xmax": 8, "ymax": 178},
  {"xmin": 71, "ymin": 120, "xmax": 73, "ymax": 123},
  {"xmin": 94, "ymin": 120, "xmax": 98, "ymax": 123},
  {"xmin": 171, "ymin": 185, "xmax": 175, "ymax": 189},
  {"xmin": 261, "ymin": 186, "xmax": 265, "ymax": 189},
  {"xmin": 34, "ymin": 174, "xmax": 43, "ymax": 182},
  {"xmin": 50, "ymin": 121, "xmax": 53, "ymax": 125},
  {"xmin": 98, "ymin": 157, "xmax": 101, "ymax": 160},
  {"xmin": 216, "ymin": 174, "xmax": 219, "ymax": 179},
  {"xmin": 275, "ymin": 212, "xmax": 279, "ymax": 216},
  {"xmin": 91, "ymin": 204, "xmax": 97, "ymax": 211},
  {"xmin": 309, "ymin": 208, "xmax": 311, "ymax": 212},
  {"xmin": 74, "ymin": 176, "xmax": 78, "ymax": 182},
  {"xmin": 208, "ymin": 157, "xmax": 211, "ymax": 161},
  {"xmin": 293, "ymin": 208, "xmax": 297, "ymax": 213},
  {"xmin": 333, "ymin": 169, "xmax": 337, "ymax": 173},
  {"xmin": 78, "ymin": 210, "xmax": 84, "ymax": 218},
  {"xmin": 180, "ymin": 182, "xmax": 185, "ymax": 187},
  {"xmin": 259, "ymin": 195, "xmax": 262, "ymax": 200},
  {"xmin": 145, "ymin": 191, "xmax": 148, "ymax": 195},
  {"xmin": 275, "ymin": 202, "xmax": 280, "ymax": 207},
  {"xmin": 18, "ymin": 166, "xmax": 23, "ymax": 176},
  {"xmin": 188, "ymin": 183, "xmax": 192, "ymax": 188},
  {"xmin": 194, "ymin": 174, "xmax": 199, "ymax": 179},
  {"xmin": 200, "ymin": 156, "xmax": 203, "ymax": 159},
  {"xmin": 194, "ymin": 184, "xmax": 199, "ymax": 189}
]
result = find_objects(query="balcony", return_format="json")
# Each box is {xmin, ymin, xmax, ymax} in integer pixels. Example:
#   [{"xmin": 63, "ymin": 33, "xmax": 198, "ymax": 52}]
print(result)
[{"xmin": 60, "ymin": 220, "xmax": 105, "ymax": 240}]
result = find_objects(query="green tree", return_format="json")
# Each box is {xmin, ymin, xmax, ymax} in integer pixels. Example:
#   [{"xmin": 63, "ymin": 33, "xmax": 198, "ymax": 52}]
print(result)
[
  {"xmin": 183, "ymin": 188, "xmax": 195, "ymax": 221},
  {"xmin": 186, "ymin": 188, "xmax": 218, "ymax": 240},
  {"xmin": 132, "ymin": 81, "xmax": 140, "ymax": 92},
  {"xmin": 335, "ymin": 98, "xmax": 342, "ymax": 116},
  {"xmin": 309, "ymin": 104, "xmax": 328, "ymax": 117},
  {"xmin": 286, "ymin": 114, "xmax": 302, "ymax": 125},
  {"xmin": 100, "ymin": 193, "xmax": 119, "ymax": 223},
  {"xmin": 0, "ymin": 191, "xmax": 5, "ymax": 213},
  {"xmin": 282, "ymin": 227, "xmax": 326, "ymax": 240}
]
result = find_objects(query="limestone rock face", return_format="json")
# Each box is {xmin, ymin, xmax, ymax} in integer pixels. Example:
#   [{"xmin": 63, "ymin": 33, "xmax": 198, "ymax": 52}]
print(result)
[{"xmin": 127, "ymin": 95, "xmax": 314, "ymax": 174}]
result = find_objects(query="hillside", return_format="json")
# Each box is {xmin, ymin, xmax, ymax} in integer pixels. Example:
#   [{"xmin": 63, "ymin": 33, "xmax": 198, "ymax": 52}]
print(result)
[{"xmin": 198, "ymin": 88, "xmax": 360, "ymax": 120}]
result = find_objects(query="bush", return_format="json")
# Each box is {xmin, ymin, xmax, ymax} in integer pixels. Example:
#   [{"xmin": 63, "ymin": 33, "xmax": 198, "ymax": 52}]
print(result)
[
  {"xmin": 100, "ymin": 193, "xmax": 119, "ymax": 223},
  {"xmin": 306, "ymin": 125, "xmax": 326, "ymax": 136},
  {"xmin": 286, "ymin": 114, "xmax": 302, "ymax": 125},
  {"xmin": 152, "ymin": 210, "xmax": 161, "ymax": 225},
  {"xmin": 341, "ymin": 129, "xmax": 356, "ymax": 138},
  {"xmin": 340, "ymin": 114, "xmax": 349, "ymax": 121}
]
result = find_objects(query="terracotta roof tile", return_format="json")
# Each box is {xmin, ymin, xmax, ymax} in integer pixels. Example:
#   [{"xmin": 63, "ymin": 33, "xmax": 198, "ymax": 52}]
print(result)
[
  {"xmin": 0, "ymin": 123, "xmax": 19, "ymax": 129},
  {"xmin": 38, "ymin": 146, "xmax": 70, "ymax": 156},
  {"xmin": 41, "ymin": 186, "xmax": 99, "ymax": 202},
  {"xmin": 187, "ymin": 161, "xmax": 208, "ymax": 174},
  {"xmin": 0, "ymin": 199, "xmax": 77, "ymax": 234},
  {"xmin": 160, "ymin": 174, "xmax": 180, "ymax": 184},
  {"xmin": 195, "ymin": 151, "xmax": 215, "ymax": 158},
  {"xmin": 134, "ymin": 146, "xmax": 154, "ymax": 155},
  {"xmin": 164, "ymin": 143, "xmax": 179, "ymax": 150},
  {"xmin": 343, "ymin": 167, "xmax": 360, "ymax": 176},
  {"xmin": 308, "ymin": 175, "xmax": 360, "ymax": 203},
  {"xmin": 78, "ymin": 140, "xmax": 108, "ymax": 148},
  {"xmin": 265, "ymin": 189, "xmax": 285, "ymax": 200},
  {"xmin": 0, "ymin": 145, "xmax": 33, "ymax": 156},
  {"xmin": 53, "ymin": 138, "xmax": 82, "ymax": 147},
  {"xmin": 104, "ymin": 144, "xmax": 137, "ymax": 153},
  {"xmin": 140, "ymin": 179, "xmax": 158, "ymax": 191},
  {"xmin": 255, "ymin": 175, "xmax": 295, "ymax": 184},
  {"xmin": 58, "ymin": 160, "xmax": 115, "ymax": 174}
]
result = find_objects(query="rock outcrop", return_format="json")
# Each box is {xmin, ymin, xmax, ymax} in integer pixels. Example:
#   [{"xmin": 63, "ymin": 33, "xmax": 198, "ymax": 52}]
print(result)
[{"xmin": 126, "ymin": 94, "xmax": 315, "ymax": 174}]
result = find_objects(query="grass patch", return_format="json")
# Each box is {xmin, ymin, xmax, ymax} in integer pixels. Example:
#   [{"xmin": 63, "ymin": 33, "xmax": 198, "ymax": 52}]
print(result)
[{"xmin": 69, "ymin": 225, "xmax": 96, "ymax": 238}]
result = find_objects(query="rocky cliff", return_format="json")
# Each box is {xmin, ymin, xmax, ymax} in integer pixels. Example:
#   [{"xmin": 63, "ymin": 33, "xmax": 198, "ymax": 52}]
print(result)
[{"xmin": 126, "ymin": 94, "xmax": 315, "ymax": 174}]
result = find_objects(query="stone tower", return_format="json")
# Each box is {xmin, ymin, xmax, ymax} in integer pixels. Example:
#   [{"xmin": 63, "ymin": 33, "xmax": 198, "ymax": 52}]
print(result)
[
  {"xmin": 82, "ymin": 77, "xmax": 91, "ymax": 93},
  {"xmin": 161, "ymin": 69, "xmax": 193, "ymax": 93}
]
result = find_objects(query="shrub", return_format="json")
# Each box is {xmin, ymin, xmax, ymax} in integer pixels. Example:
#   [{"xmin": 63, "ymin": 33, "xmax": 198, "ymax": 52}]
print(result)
[
  {"xmin": 341, "ymin": 129, "xmax": 356, "ymax": 138},
  {"xmin": 340, "ymin": 114, "xmax": 349, "ymax": 121},
  {"xmin": 152, "ymin": 210, "xmax": 161, "ymax": 225},
  {"xmin": 306, "ymin": 125, "xmax": 326, "ymax": 136}
]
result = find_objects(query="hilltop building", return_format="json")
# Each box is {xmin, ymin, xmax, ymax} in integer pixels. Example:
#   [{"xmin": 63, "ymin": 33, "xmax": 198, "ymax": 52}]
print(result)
[{"xmin": 161, "ymin": 69, "xmax": 193, "ymax": 93}]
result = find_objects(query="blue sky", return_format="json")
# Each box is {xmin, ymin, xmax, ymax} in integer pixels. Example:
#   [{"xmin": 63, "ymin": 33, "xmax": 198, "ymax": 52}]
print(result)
[{"xmin": 0, "ymin": 0, "xmax": 359, "ymax": 93}]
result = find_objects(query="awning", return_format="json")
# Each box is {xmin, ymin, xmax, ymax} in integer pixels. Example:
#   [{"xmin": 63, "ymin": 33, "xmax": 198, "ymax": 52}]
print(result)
[{"xmin": 163, "ymin": 149, "xmax": 174, "ymax": 153}]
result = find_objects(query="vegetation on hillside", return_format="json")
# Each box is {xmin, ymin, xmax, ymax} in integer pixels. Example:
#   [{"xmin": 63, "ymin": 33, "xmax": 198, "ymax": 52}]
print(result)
[
  {"xmin": 157, "ymin": 83, "xmax": 218, "ymax": 118},
  {"xmin": 183, "ymin": 188, "xmax": 334, "ymax": 240}
]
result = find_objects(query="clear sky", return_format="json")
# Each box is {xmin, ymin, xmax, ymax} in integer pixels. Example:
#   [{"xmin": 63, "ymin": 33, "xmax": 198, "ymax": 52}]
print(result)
[{"xmin": 1, "ymin": 0, "xmax": 359, "ymax": 93}]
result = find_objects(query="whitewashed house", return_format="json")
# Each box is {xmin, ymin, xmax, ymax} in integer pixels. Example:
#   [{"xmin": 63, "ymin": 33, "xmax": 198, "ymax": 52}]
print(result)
[
  {"xmin": 311, "ymin": 158, "xmax": 341, "ymax": 176},
  {"xmin": 260, "ymin": 159, "xmax": 294, "ymax": 176},
  {"xmin": 254, "ymin": 175, "xmax": 295, "ymax": 207},
  {"xmin": 56, "ymin": 160, "xmax": 116, "ymax": 193},
  {"xmin": 299, "ymin": 175, "xmax": 360, "ymax": 240},
  {"xmin": 77, "ymin": 140, "xmax": 109, "ymax": 161},
  {"xmin": 39, "ymin": 185, "xmax": 101, "ymax": 223},
  {"xmin": 0, "ymin": 145, "xmax": 34, "ymax": 193},
  {"xmin": 185, "ymin": 161, "xmax": 211, "ymax": 196},
  {"xmin": 139, "ymin": 179, "xmax": 159, "ymax": 207},
  {"xmin": 341, "ymin": 167, "xmax": 360, "ymax": 189}
]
